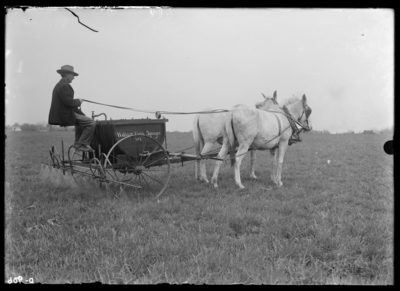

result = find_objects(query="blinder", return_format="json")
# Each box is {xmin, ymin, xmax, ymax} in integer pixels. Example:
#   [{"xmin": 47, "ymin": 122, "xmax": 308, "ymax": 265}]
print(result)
[
  {"xmin": 298, "ymin": 103, "xmax": 312, "ymax": 131},
  {"xmin": 305, "ymin": 105, "xmax": 312, "ymax": 119}
]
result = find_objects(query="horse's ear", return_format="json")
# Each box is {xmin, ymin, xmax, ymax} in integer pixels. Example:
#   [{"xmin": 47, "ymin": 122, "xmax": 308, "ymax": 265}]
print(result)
[
  {"xmin": 262, "ymin": 93, "xmax": 267, "ymax": 99},
  {"xmin": 273, "ymin": 90, "xmax": 277, "ymax": 100},
  {"xmin": 302, "ymin": 94, "xmax": 307, "ymax": 104}
]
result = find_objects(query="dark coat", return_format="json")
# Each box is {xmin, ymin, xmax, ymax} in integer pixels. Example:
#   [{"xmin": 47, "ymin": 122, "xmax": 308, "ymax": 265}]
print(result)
[{"xmin": 48, "ymin": 78, "xmax": 85, "ymax": 126}]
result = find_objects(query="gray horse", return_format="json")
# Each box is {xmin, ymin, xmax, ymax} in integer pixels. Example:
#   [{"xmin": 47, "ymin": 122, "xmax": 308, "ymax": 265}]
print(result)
[
  {"xmin": 193, "ymin": 91, "xmax": 279, "ymax": 183},
  {"xmin": 211, "ymin": 94, "xmax": 312, "ymax": 189}
]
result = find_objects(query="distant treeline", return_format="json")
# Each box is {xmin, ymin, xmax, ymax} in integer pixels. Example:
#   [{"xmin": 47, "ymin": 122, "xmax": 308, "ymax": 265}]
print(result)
[
  {"xmin": 5, "ymin": 123, "xmax": 74, "ymax": 132},
  {"xmin": 311, "ymin": 127, "xmax": 393, "ymax": 134},
  {"xmin": 5, "ymin": 123, "xmax": 394, "ymax": 134}
]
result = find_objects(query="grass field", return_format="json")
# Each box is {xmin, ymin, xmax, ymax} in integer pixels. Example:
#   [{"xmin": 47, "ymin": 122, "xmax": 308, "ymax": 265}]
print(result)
[{"xmin": 5, "ymin": 130, "xmax": 393, "ymax": 284}]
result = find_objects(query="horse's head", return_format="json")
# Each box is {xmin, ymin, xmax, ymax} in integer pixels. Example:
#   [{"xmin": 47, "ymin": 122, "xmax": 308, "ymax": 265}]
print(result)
[
  {"xmin": 286, "ymin": 94, "xmax": 312, "ymax": 132},
  {"xmin": 297, "ymin": 94, "xmax": 312, "ymax": 131},
  {"xmin": 256, "ymin": 90, "xmax": 279, "ymax": 110}
]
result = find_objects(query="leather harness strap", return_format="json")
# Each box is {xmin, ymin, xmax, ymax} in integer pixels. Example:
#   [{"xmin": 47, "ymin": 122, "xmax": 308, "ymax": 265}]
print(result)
[
  {"xmin": 272, "ymin": 112, "xmax": 282, "ymax": 136},
  {"xmin": 282, "ymin": 105, "xmax": 302, "ymax": 146}
]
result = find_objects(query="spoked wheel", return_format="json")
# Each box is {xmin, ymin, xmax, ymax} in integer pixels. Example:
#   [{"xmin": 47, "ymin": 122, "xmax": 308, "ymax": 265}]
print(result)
[
  {"xmin": 103, "ymin": 135, "xmax": 171, "ymax": 198},
  {"xmin": 68, "ymin": 145, "xmax": 94, "ymax": 187}
]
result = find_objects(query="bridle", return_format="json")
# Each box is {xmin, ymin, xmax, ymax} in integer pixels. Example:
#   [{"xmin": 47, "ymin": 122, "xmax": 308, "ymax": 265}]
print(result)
[
  {"xmin": 269, "ymin": 101, "xmax": 311, "ymax": 145},
  {"xmin": 257, "ymin": 96, "xmax": 312, "ymax": 146},
  {"xmin": 294, "ymin": 102, "xmax": 312, "ymax": 132}
]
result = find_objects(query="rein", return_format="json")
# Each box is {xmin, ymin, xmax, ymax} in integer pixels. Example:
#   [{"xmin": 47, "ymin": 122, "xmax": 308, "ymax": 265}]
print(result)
[
  {"xmin": 82, "ymin": 99, "xmax": 229, "ymax": 116},
  {"xmin": 281, "ymin": 106, "xmax": 302, "ymax": 145}
]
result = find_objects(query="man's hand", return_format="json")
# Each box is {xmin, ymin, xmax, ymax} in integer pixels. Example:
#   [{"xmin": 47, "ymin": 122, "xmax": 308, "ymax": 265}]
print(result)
[{"xmin": 78, "ymin": 98, "xmax": 83, "ymax": 105}]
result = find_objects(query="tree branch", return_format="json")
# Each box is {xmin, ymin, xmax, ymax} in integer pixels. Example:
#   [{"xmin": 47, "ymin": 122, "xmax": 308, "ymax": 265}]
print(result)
[{"xmin": 65, "ymin": 8, "xmax": 98, "ymax": 33}]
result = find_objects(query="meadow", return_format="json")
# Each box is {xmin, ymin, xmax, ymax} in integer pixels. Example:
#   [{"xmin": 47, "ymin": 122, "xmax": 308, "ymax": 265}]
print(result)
[{"xmin": 5, "ymin": 130, "xmax": 393, "ymax": 284}]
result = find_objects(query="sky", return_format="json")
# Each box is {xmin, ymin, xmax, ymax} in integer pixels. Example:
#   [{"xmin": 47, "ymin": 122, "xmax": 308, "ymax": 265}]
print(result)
[{"xmin": 5, "ymin": 7, "xmax": 394, "ymax": 133}]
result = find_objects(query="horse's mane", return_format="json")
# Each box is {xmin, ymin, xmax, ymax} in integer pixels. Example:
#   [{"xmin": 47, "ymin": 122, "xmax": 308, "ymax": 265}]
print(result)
[
  {"xmin": 255, "ymin": 101, "xmax": 266, "ymax": 109},
  {"xmin": 255, "ymin": 94, "xmax": 302, "ymax": 108},
  {"xmin": 282, "ymin": 96, "xmax": 301, "ymax": 106}
]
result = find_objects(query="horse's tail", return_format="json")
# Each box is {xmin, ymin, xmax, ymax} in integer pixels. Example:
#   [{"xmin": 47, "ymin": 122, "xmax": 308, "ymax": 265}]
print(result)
[
  {"xmin": 192, "ymin": 114, "xmax": 203, "ymax": 155},
  {"xmin": 225, "ymin": 112, "xmax": 236, "ymax": 167}
]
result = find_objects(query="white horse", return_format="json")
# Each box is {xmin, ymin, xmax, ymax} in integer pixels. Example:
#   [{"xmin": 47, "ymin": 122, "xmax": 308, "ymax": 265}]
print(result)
[
  {"xmin": 211, "ymin": 94, "xmax": 312, "ymax": 189},
  {"xmin": 193, "ymin": 91, "xmax": 279, "ymax": 183}
]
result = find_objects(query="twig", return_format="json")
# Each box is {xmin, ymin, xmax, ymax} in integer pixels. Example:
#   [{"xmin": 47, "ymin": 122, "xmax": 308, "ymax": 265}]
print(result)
[{"xmin": 65, "ymin": 8, "xmax": 98, "ymax": 33}]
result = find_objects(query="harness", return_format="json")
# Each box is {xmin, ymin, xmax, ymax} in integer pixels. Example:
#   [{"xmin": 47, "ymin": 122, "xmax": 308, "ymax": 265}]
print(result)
[
  {"xmin": 265, "ymin": 102, "xmax": 311, "ymax": 146},
  {"xmin": 282, "ymin": 106, "xmax": 302, "ymax": 146},
  {"xmin": 201, "ymin": 101, "xmax": 312, "ymax": 160}
]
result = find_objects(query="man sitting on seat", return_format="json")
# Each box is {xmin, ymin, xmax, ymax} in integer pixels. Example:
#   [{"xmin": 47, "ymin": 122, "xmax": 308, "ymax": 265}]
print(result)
[{"xmin": 48, "ymin": 65, "xmax": 95, "ymax": 152}]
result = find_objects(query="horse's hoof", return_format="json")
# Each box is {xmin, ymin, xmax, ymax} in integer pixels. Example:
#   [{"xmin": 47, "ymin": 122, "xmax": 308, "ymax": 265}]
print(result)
[{"xmin": 250, "ymin": 175, "xmax": 257, "ymax": 179}]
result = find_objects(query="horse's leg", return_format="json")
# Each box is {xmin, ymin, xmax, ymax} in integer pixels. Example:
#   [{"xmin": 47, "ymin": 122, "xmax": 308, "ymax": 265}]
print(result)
[
  {"xmin": 195, "ymin": 155, "xmax": 200, "ymax": 181},
  {"xmin": 249, "ymin": 149, "xmax": 257, "ymax": 179},
  {"xmin": 210, "ymin": 143, "xmax": 229, "ymax": 188},
  {"xmin": 234, "ymin": 145, "xmax": 250, "ymax": 189},
  {"xmin": 195, "ymin": 160, "xmax": 199, "ymax": 180},
  {"xmin": 276, "ymin": 142, "xmax": 289, "ymax": 187},
  {"xmin": 270, "ymin": 148, "xmax": 279, "ymax": 185},
  {"xmin": 199, "ymin": 142, "xmax": 214, "ymax": 183}
]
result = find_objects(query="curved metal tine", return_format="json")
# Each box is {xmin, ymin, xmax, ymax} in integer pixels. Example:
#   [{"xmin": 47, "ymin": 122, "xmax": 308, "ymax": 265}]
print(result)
[
  {"xmin": 104, "ymin": 154, "xmax": 134, "ymax": 184},
  {"xmin": 53, "ymin": 145, "xmax": 61, "ymax": 159},
  {"xmin": 103, "ymin": 156, "xmax": 133, "ymax": 187},
  {"xmin": 54, "ymin": 146, "xmax": 65, "ymax": 167},
  {"xmin": 90, "ymin": 158, "xmax": 103, "ymax": 178},
  {"xmin": 103, "ymin": 156, "xmax": 119, "ymax": 181},
  {"xmin": 54, "ymin": 155, "xmax": 62, "ymax": 168},
  {"xmin": 49, "ymin": 149, "xmax": 56, "ymax": 166},
  {"xmin": 51, "ymin": 149, "xmax": 62, "ymax": 168}
]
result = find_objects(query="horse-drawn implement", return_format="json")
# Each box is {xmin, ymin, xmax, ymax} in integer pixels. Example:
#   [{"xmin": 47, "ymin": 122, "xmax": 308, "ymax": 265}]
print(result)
[
  {"xmin": 41, "ymin": 92, "xmax": 312, "ymax": 194},
  {"xmin": 41, "ymin": 115, "xmax": 222, "ymax": 198}
]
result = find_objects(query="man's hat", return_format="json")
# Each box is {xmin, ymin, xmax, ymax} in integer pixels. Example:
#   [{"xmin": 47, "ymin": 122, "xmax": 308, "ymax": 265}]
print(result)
[{"xmin": 57, "ymin": 65, "xmax": 79, "ymax": 76}]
